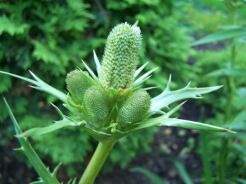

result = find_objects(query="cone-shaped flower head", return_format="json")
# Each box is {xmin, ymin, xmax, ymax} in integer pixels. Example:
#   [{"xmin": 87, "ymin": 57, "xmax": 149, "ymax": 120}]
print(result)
[
  {"xmin": 66, "ymin": 70, "xmax": 93, "ymax": 104},
  {"xmin": 118, "ymin": 89, "xmax": 150, "ymax": 126},
  {"xmin": 99, "ymin": 22, "xmax": 142, "ymax": 89}
]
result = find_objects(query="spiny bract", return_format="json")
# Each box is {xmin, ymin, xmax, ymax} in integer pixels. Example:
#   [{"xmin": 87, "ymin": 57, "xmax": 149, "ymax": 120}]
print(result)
[
  {"xmin": 99, "ymin": 22, "xmax": 142, "ymax": 90},
  {"xmin": 66, "ymin": 70, "xmax": 93, "ymax": 104},
  {"xmin": 118, "ymin": 89, "xmax": 150, "ymax": 126}
]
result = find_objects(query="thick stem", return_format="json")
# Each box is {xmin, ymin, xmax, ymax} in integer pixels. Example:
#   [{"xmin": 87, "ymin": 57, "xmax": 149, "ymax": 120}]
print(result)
[{"xmin": 79, "ymin": 139, "xmax": 116, "ymax": 184}]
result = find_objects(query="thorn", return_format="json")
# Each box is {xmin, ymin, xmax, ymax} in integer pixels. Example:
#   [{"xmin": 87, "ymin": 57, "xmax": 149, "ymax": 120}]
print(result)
[
  {"xmin": 28, "ymin": 70, "xmax": 36, "ymax": 79},
  {"xmin": 81, "ymin": 59, "xmax": 97, "ymax": 79},
  {"xmin": 134, "ymin": 62, "xmax": 149, "ymax": 78},
  {"xmin": 226, "ymin": 129, "xmax": 237, "ymax": 134},
  {"xmin": 51, "ymin": 103, "xmax": 64, "ymax": 118},
  {"xmin": 165, "ymin": 74, "xmax": 172, "ymax": 91},
  {"xmin": 185, "ymin": 81, "xmax": 192, "ymax": 88},
  {"xmin": 52, "ymin": 162, "xmax": 62, "ymax": 175},
  {"xmin": 144, "ymin": 86, "xmax": 158, "ymax": 91}
]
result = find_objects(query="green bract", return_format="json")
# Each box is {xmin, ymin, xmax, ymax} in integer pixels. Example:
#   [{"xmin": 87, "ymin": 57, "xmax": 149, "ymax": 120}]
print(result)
[
  {"xmin": 99, "ymin": 22, "xmax": 142, "ymax": 89},
  {"xmin": 0, "ymin": 22, "xmax": 235, "ymax": 184}
]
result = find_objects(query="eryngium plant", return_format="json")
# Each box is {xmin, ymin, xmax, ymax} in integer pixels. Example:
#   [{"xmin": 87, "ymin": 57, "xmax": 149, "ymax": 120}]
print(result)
[{"xmin": 1, "ymin": 22, "xmax": 234, "ymax": 184}]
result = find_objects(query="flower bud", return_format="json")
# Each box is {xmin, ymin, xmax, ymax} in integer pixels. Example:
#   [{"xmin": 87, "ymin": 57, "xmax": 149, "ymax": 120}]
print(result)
[
  {"xmin": 118, "ymin": 89, "xmax": 150, "ymax": 125},
  {"xmin": 66, "ymin": 70, "xmax": 93, "ymax": 104},
  {"xmin": 99, "ymin": 22, "xmax": 142, "ymax": 89},
  {"xmin": 83, "ymin": 86, "xmax": 110, "ymax": 128}
]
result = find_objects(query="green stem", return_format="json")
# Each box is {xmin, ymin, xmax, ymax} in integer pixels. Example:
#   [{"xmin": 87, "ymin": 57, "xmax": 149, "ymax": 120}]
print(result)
[
  {"xmin": 200, "ymin": 133, "xmax": 213, "ymax": 184},
  {"xmin": 79, "ymin": 139, "xmax": 116, "ymax": 184},
  {"xmin": 218, "ymin": 41, "xmax": 236, "ymax": 184}
]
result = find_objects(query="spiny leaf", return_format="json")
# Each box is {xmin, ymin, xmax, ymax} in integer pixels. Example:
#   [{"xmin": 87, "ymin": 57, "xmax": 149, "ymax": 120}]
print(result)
[
  {"xmin": 20, "ymin": 118, "xmax": 85, "ymax": 138},
  {"xmin": 3, "ymin": 98, "xmax": 60, "ymax": 184},
  {"xmin": 0, "ymin": 71, "xmax": 67, "ymax": 102},
  {"xmin": 164, "ymin": 101, "xmax": 187, "ymax": 117},
  {"xmin": 151, "ymin": 78, "xmax": 222, "ymax": 113},
  {"xmin": 133, "ymin": 116, "xmax": 235, "ymax": 133}
]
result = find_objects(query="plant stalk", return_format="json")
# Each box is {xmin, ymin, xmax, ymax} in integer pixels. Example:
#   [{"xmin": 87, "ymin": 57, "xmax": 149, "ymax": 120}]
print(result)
[
  {"xmin": 79, "ymin": 138, "xmax": 116, "ymax": 184},
  {"xmin": 218, "ymin": 43, "xmax": 236, "ymax": 184}
]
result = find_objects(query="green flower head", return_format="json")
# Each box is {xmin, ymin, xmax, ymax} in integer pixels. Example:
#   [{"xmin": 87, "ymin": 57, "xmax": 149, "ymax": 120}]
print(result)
[
  {"xmin": 65, "ymin": 69, "xmax": 93, "ymax": 104},
  {"xmin": 118, "ymin": 89, "xmax": 150, "ymax": 126},
  {"xmin": 99, "ymin": 22, "xmax": 142, "ymax": 90}
]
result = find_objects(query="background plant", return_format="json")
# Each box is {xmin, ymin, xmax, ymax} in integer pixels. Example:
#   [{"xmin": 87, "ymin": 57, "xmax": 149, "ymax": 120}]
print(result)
[
  {"xmin": 188, "ymin": 0, "xmax": 246, "ymax": 183},
  {"xmin": 1, "ymin": 21, "xmax": 233, "ymax": 184},
  {"xmin": 1, "ymin": 0, "xmax": 245, "ymax": 183},
  {"xmin": 0, "ymin": 0, "xmax": 193, "ymax": 174}
]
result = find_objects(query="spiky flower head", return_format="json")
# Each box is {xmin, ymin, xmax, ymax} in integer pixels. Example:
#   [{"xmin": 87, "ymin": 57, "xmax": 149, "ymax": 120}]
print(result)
[
  {"xmin": 65, "ymin": 70, "xmax": 93, "ymax": 104},
  {"xmin": 83, "ymin": 86, "xmax": 110, "ymax": 128},
  {"xmin": 99, "ymin": 22, "xmax": 142, "ymax": 90},
  {"xmin": 118, "ymin": 89, "xmax": 150, "ymax": 126}
]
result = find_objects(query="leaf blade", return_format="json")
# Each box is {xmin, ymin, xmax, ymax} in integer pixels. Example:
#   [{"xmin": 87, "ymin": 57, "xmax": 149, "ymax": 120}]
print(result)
[
  {"xmin": 20, "ymin": 119, "xmax": 84, "ymax": 138},
  {"xmin": 133, "ymin": 116, "xmax": 235, "ymax": 133},
  {"xmin": 192, "ymin": 27, "xmax": 246, "ymax": 46},
  {"xmin": 0, "ymin": 71, "xmax": 67, "ymax": 102},
  {"xmin": 151, "ymin": 81, "xmax": 222, "ymax": 113},
  {"xmin": 3, "ymin": 98, "xmax": 60, "ymax": 184}
]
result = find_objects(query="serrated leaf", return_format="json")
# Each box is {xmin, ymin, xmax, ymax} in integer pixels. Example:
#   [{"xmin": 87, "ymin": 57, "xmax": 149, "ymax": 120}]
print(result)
[
  {"xmin": 0, "ymin": 71, "xmax": 67, "ymax": 102},
  {"xmin": 192, "ymin": 26, "xmax": 246, "ymax": 46},
  {"xmin": 151, "ymin": 78, "xmax": 222, "ymax": 113},
  {"xmin": 3, "ymin": 98, "xmax": 60, "ymax": 184},
  {"xmin": 133, "ymin": 116, "xmax": 235, "ymax": 133},
  {"xmin": 20, "ymin": 118, "xmax": 84, "ymax": 138}
]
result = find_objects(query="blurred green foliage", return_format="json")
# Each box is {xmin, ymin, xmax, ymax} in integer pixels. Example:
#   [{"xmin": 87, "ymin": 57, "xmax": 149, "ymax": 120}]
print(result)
[
  {"xmin": 1, "ymin": 0, "xmax": 245, "ymax": 182},
  {"xmin": 185, "ymin": 0, "xmax": 246, "ymax": 183},
  {"xmin": 0, "ymin": 0, "xmax": 193, "ymax": 175}
]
